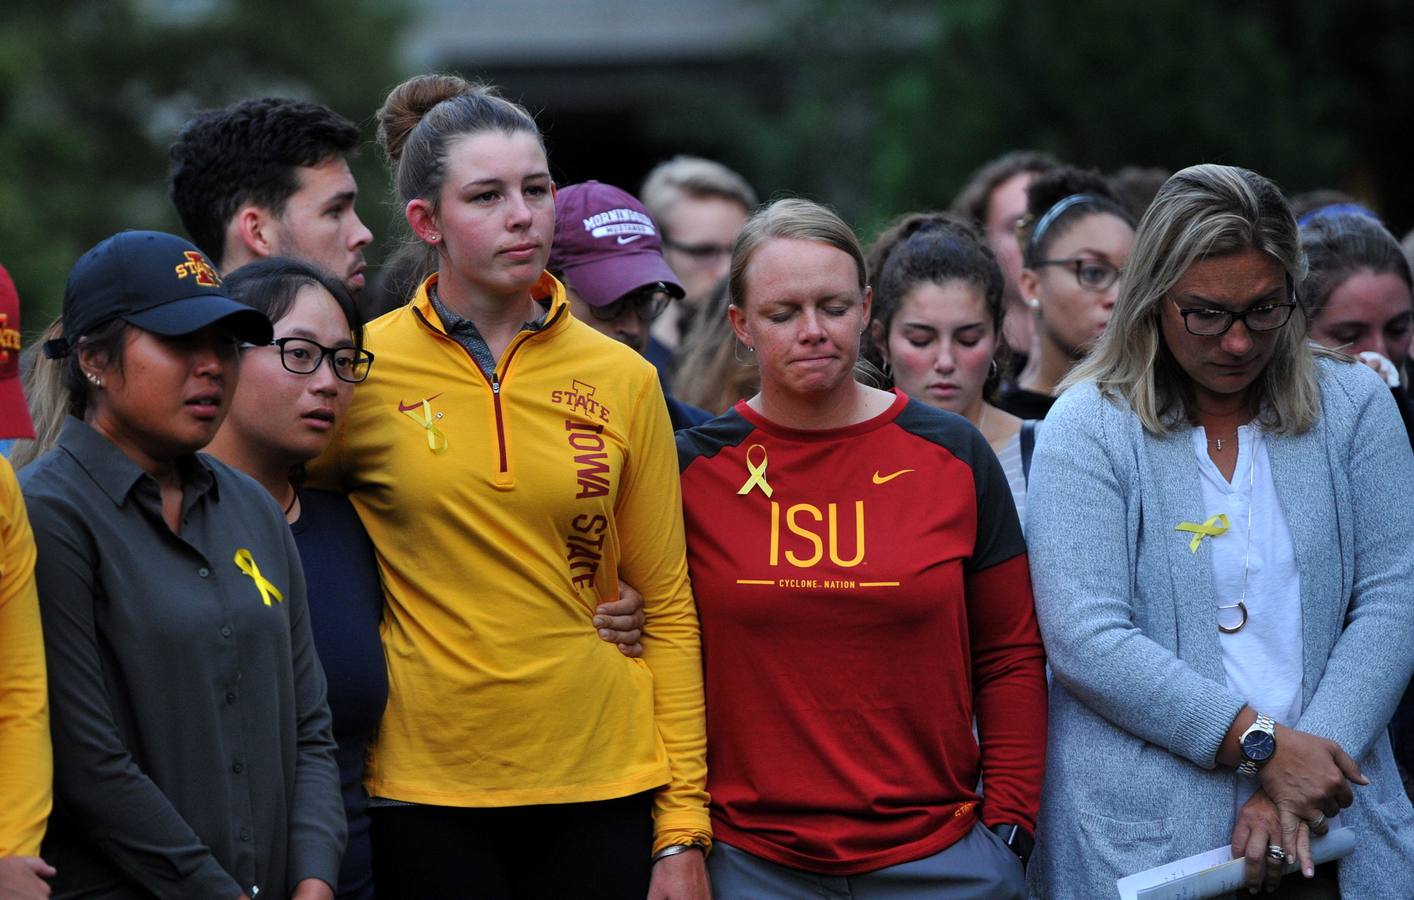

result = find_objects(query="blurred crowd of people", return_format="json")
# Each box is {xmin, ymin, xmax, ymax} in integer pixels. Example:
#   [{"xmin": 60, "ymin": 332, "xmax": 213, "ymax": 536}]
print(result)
[{"xmin": 1, "ymin": 74, "xmax": 1412, "ymax": 900}]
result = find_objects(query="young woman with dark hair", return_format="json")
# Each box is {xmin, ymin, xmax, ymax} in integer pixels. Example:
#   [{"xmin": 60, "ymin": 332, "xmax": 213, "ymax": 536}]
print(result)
[
  {"xmin": 23, "ymin": 231, "xmax": 345, "ymax": 899},
  {"xmin": 866, "ymin": 212, "xmax": 1032, "ymax": 521},
  {"xmin": 203, "ymin": 257, "xmax": 383, "ymax": 900},
  {"xmin": 999, "ymin": 169, "xmax": 1136, "ymax": 419}
]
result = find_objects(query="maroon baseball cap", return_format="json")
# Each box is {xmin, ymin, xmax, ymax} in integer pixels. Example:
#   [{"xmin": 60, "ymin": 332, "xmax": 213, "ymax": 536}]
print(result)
[
  {"xmin": 549, "ymin": 181, "xmax": 684, "ymax": 306},
  {"xmin": 0, "ymin": 264, "xmax": 35, "ymax": 440}
]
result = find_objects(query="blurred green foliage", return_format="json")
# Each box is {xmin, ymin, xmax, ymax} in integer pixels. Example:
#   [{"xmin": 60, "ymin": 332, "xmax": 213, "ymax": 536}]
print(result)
[
  {"xmin": 4, "ymin": 0, "xmax": 1412, "ymax": 327},
  {"xmin": 0, "ymin": 0, "xmax": 407, "ymax": 329},
  {"xmin": 644, "ymin": 0, "xmax": 1414, "ymax": 243}
]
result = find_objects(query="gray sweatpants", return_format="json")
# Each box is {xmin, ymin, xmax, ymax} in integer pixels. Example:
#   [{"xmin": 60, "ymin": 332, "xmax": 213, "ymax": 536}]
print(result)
[{"xmin": 707, "ymin": 823, "xmax": 1027, "ymax": 899}]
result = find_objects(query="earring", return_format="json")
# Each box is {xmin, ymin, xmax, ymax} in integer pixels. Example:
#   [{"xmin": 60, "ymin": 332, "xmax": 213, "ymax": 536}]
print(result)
[
  {"xmin": 1026, "ymin": 297, "xmax": 1040, "ymax": 310},
  {"xmin": 86, "ymin": 372, "xmax": 102, "ymax": 387},
  {"xmin": 989, "ymin": 359, "xmax": 999, "ymax": 379},
  {"xmin": 426, "ymin": 232, "xmax": 441, "ymax": 244}
]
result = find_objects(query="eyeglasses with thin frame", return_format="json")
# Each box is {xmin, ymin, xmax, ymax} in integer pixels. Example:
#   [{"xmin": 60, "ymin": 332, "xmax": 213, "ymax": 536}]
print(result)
[
  {"xmin": 1170, "ymin": 299, "xmax": 1297, "ymax": 337},
  {"xmin": 662, "ymin": 236, "xmax": 734, "ymax": 262},
  {"xmin": 242, "ymin": 336, "xmax": 375, "ymax": 383},
  {"xmin": 1031, "ymin": 257, "xmax": 1122, "ymax": 292},
  {"xmin": 588, "ymin": 284, "xmax": 674, "ymax": 323}
]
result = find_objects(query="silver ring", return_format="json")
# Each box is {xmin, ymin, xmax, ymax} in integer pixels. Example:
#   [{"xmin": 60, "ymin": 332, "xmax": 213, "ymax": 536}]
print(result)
[
  {"xmin": 1309, "ymin": 813, "xmax": 1325, "ymax": 828},
  {"xmin": 1267, "ymin": 844, "xmax": 1286, "ymax": 862}
]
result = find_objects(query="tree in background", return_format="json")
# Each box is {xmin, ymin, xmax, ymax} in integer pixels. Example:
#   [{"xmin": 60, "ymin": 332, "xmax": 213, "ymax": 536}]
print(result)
[
  {"xmin": 6, "ymin": 0, "xmax": 1413, "ymax": 323},
  {"xmin": 642, "ymin": 0, "xmax": 1412, "ymax": 241},
  {"xmin": 0, "ymin": 0, "xmax": 407, "ymax": 327}
]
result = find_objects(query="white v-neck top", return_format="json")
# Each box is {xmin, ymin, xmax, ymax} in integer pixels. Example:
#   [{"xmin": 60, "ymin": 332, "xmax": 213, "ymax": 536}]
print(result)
[{"xmin": 1193, "ymin": 424, "xmax": 1305, "ymax": 819}]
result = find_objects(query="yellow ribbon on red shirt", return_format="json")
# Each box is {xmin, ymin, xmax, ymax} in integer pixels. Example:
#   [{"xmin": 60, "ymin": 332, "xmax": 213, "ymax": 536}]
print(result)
[
  {"xmin": 233, "ymin": 549, "xmax": 284, "ymax": 606},
  {"xmin": 737, "ymin": 443, "xmax": 773, "ymax": 498}
]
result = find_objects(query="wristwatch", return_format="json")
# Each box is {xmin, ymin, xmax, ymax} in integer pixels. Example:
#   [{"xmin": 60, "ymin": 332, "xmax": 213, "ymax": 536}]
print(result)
[
  {"xmin": 1237, "ymin": 713, "xmax": 1277, "ymax": 776},
  {"xmin": 989, "ymin": 822, "xmax": 1034, "ymax": 866}
]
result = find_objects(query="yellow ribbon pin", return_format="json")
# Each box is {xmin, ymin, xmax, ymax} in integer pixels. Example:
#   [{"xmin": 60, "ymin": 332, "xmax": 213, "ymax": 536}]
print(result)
[
  {"xmin": 403, "ymin": 399, "xmax": 448, "ymax": 453},
  {"xmin": 1175, "ymin": 514, "xmax": 1229, "ymax": 553},
  {"xmin": 737, "ymin": 443, "xmax": 773, "ymax": 498},
  {"xmin": 233, "ymin": 549, "xmax": 284, "ymax": 607}
]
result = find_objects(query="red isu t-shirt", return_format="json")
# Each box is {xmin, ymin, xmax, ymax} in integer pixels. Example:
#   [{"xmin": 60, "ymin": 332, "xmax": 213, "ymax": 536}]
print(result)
[{"xmin": 677, "ymin": 391, "xmax": 1046, "ymax": 875}]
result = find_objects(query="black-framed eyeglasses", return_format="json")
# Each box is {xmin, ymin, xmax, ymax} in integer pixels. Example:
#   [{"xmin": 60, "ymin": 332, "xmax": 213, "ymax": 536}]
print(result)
[
  {"xmin": 243, "ymin": 337, "xmax": 375, "ymax": 383},
  {"xmin": 1031, "ymin": 257, "xmax": 1122, "ymax": 291},
  {"xmin": 588, "ymin": 283, "xmax": 674, "ymax": 322},
  {"xmin": 1171, "ymin": 300, "xmax": 1297, "ymax": 337},
  {"xmin": 662, "ymin": 237, "xmax": 734, "ymax": 261}
]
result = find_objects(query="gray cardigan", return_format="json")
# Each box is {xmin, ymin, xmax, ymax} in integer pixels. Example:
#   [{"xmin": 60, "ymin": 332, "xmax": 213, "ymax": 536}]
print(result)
[{"xmin": 1025, "ymin": 358, "xmax": 1414, "ymax": 899}]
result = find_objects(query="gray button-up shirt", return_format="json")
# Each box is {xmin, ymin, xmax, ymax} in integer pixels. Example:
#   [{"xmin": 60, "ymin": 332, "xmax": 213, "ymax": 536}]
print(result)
[
  {"xmin": 22, "ymin": 418, "xmax": 344, "ymax": 899},
  {"xmin": 428, "ymin": 283, "xmax": 548, "ymax": 379}
]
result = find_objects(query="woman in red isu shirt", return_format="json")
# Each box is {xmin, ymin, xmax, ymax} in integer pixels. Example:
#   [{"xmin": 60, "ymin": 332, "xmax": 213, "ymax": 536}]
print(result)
[{"xmin": 676, "ymin": 199, "xmax": 1047, "ymax": 898}]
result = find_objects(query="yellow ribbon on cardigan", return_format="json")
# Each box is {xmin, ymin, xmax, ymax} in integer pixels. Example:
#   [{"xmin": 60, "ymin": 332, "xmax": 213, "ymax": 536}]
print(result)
[
  {"xmin": 233, "ymin": 549, "xmax": 284, "ymax": 607},
  {"xmin": 736, "ymin": 443, "xmax": 773, "ymax": 498},
  {"xmin": 402, "ymin": 399, "xmax": 448, "ymax": 453},
  {"xmin": 1175, "ymin": 514, "xmax": 1229, "ymax": 553}
]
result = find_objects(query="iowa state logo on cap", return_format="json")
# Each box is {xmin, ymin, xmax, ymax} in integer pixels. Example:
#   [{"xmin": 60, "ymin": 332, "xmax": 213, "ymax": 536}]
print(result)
[{"xmin": 174, "ymin": 251, "xmax": 220, "ymax": 287}]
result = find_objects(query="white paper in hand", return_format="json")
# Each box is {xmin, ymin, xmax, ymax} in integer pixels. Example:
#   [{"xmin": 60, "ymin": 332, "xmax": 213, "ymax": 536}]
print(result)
[{"xmin": 1116, "ymin": 827, "xmax": 1357, "ymax": 900}]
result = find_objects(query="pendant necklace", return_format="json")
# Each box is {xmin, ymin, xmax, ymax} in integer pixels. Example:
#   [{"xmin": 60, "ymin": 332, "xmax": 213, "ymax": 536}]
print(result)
[{"xmin": 1217, "ymin": 447, "xmax": 1255, "ymax": 634}]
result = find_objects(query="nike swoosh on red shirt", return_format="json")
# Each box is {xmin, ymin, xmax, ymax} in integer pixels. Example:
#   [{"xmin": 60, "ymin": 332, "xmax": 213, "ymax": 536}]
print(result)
[{"xmin": 872, "ymin": 468, "xmax": 914, "ymax": 484}]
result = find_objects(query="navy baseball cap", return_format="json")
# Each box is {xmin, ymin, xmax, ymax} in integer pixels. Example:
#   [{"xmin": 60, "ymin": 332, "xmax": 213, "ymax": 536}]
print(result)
[{"xmin": 44, "ymin": 231, "xmax": 272, "ymax": 358}]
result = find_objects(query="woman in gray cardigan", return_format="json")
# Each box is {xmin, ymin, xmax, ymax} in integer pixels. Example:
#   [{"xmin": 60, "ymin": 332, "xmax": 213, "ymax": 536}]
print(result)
[{"xmin": 1026, "ymin": 165, "xmax": 1414, "ymax": 898}]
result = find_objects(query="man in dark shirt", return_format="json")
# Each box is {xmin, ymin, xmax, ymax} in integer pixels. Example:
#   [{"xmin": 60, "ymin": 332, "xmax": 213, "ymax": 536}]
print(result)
[{"xmin": 168, "ymin": 97, "xmax": 374, "ymax": 301}]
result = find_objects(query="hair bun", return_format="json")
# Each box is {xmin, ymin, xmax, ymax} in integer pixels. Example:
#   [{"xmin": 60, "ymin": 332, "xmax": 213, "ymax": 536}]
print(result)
[
  {"xmin": 377, "ymin": 74, "xmax": 476, "ymax": 164},
  {"xmin": 866, "ymin": 211, "xmax": 978, "ymax": 285}
]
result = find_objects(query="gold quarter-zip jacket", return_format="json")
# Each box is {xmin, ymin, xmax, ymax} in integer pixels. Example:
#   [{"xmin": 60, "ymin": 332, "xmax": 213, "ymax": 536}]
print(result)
[{"xmin": 309, "ymin": 273, "xmax": 709, "ymax": 853}]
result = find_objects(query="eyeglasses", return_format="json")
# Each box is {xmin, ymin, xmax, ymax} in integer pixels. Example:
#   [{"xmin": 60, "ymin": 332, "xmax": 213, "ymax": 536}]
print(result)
[
  {"xmin": 662, "ymin": 237, "xmax": 734, "ymax": 262},
  {"xmin": 588, "ymin": 284, "xmax": 674, "ymax": 322},
  {"xmin": 1031, "ymin": 257, "xmax": 1122, "ymax": 291},
  {"xmin": 243, "ymin": 337, "xmax": 375, "ymax": 383},
  {"xmin": 1171, "ymin": 300, "xmax": 1297, "ymax": 337}
]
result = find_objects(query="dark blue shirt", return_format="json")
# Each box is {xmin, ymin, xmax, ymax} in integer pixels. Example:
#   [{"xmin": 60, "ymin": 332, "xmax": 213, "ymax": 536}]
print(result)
[
  {"xmin": 291, "ymin": 488, "xmax": 387, "ymax": 900},
  {"xmin": 666, "ymin": 394, "xmax": 711, "ymax": 431}
]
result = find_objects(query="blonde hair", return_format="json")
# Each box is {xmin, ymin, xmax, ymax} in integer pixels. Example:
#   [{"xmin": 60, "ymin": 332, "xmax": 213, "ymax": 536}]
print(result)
[
  {"xmin": 640, "ymin": 155, "xmax": 757, "ymax": 229},
  {"xmin": 10, "ymin": 319, "xmax": 74, "ymax": 468},
  {"xmin": 1064, "ymin": 164, "xmax": 1321, "ymax": 435},
  {"xmin": 729, "ymin": 198, "xmax": 867, "ymax": 309},
  {"xmin": 672, "ymin": 278, "xmax": 759, "ymax": 414},
  {"xmin": 723, "ymin": 198, "xmax": 886, "ymax": 393}
]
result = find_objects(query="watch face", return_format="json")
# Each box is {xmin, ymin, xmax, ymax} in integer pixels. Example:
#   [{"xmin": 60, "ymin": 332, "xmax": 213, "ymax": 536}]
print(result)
[{"xmin": 1243, "ymin": 730, "xmax": 1276, "ymax": 762}]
